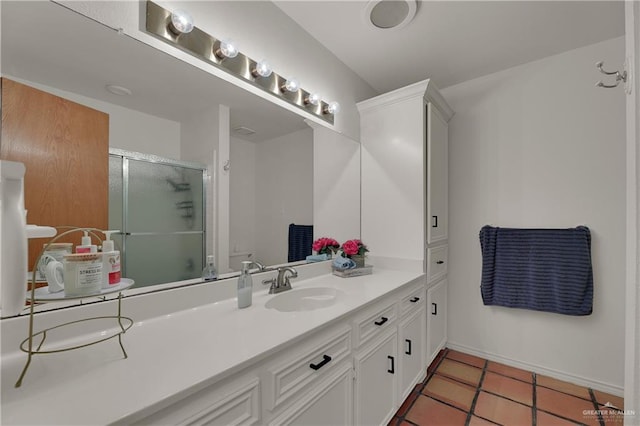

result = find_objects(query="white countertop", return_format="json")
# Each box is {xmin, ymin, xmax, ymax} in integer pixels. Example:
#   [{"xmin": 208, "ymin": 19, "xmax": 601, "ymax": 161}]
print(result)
[{"xmin": 1, "ymin": 267, "xmax": 423, "ymax": 425}]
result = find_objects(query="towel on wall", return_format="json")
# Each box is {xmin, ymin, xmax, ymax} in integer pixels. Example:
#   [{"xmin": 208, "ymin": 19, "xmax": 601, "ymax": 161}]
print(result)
[
  {"xmin": 288, "ymin": 224, "xmax": 313, "ymax": 262},
  {"xmin": 479, "ymin": 225, "xmax": 593, "ymax": 316}
]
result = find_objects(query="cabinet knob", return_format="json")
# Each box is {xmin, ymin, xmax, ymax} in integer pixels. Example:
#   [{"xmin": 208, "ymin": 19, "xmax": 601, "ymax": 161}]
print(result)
[
  {"xmin": 432, "ymin": 216, "xmax": 438, "ymax": 228},
  {"xmin": 432, "ymin": 303, "xmax": 438, "ymax": 316},
  {"xmin": 436, "ymin": 260, "xmax": 444, "ymax": 265},
  {"xmin": 387, "ymin": 356, "xmax": 395, "ymax": 374},
  {"xmin": 405, "ymin": 339, "xmax": 412, "ymax": 355},
  {"xmin": 309, "ymin": 354, "xmax": 332, "ymax": 371},
  {"xmin": 409, "ymin": 296, "xmax": 420, "ymax": 303}
]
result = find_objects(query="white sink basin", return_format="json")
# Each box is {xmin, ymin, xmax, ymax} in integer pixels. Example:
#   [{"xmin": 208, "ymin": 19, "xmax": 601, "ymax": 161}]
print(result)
[{"xmin": 265, "ymin": 287, "xmax": 345, "ymax": 312}]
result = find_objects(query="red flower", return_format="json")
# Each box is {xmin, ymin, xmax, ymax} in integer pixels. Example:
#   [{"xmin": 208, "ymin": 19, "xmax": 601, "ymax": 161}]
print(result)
[
  {"xmin": 340, "ymin": 239, "xmax": 369, "ymax": 257},
  {"xmin": 312, "ymin": 237, "xmax": 340, "ymax": 255}
]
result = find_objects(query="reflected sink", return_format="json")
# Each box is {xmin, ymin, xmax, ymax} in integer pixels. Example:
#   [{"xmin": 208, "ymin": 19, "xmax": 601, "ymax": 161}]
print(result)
[{"xmin": 265, "ymin": 287, "xmax": 345, "ymax": 312}]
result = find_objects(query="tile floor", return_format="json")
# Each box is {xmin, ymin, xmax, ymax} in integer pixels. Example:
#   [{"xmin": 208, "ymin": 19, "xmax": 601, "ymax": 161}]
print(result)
[{"xmin": 389, "ymin": 348, "xmax": 625, "ymax": 426}]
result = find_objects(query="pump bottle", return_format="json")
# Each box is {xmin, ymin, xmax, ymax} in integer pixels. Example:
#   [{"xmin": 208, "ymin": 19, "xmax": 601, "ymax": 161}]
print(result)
[
  {"xmin": 76, "ymin": 230, "xmax": 97, "ymax": 253},
  {"xmin": 201, "ymin": 254, "xmax": 218, "ymax": 281},
  {"xmin": 237, "ymin": 260, "xmax": 253, "ymax": 309},
  {"xmin": 101, "ymin": 230, "xmax": 121, "ymax": 288}
]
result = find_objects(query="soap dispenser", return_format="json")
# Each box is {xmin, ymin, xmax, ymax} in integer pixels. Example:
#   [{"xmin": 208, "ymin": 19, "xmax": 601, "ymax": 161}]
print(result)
[
  {"xmin": 101, "ymin": 230, "xmax": 121, "ymax": 288},
  {"xmin": 237, "ymin": 260, "xmax": 253, "ymax": 309},
  {"xmin": 201, "ymin": 254, "xmax": 218, "ymax": 281},
  {"xmin": 76, "ymin": 230, "xmax": 97, "ymax": 253}
]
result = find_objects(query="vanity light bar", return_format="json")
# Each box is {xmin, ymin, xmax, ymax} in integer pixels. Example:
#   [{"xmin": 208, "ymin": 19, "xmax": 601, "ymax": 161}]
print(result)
[{"xmin": 145, "ymin": 1, "xmax": 335, "ymax": 125}]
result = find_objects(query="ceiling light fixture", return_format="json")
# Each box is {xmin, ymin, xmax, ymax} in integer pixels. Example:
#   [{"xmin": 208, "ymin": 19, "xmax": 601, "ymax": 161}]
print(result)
[
  {"xmin": 105, "ymin": 84, "xmax": 132, "ymax": 96},
  {"xmin": 365, "ymin": 0, "xmax": 417, "ymax": 30},
  {"xmin": 324, "ymin": 102, "xmax": 341, "ymax": 115},
  {"xmin": 252, "ymin": 60, "xmax": 273, "ymax": 78},
  {"xmin": 281, "ymin": 77, "xmax": 300, "ymax": 93},
  {"xmin": 168, "ymin": 9, "xmax": 194, "ymax": 35},
  {"xmin": 304, "ymin": 93, "xmax": 321, "ymax": 106},
  {"xmin": 215, "ymin": 39, "xmax": 239, "ymax": 60},
  {"xmin": 145, "ymin": 1, "xmax": 338, "ymax": 124}
]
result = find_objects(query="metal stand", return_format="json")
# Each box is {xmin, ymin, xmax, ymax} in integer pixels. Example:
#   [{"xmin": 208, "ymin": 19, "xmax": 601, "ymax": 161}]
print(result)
[{"xmin": 15, "ymin": 227, "xmax": 133, "ymax": 388}]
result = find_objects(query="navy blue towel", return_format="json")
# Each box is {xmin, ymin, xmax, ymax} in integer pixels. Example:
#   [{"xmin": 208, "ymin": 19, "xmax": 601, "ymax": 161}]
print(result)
[
  {"xmin": 479, "ymin": 225, "xmax": 593, "ymax": 316},
  {"xmin": 288, "ymin": 224, "xmax": 313, "ymax": 262}
]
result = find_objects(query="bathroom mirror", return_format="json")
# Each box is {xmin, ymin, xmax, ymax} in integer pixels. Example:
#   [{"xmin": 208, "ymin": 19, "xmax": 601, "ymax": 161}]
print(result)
[{"xmin": 1, "ymin": 1, "xmax": 315, "ymax": 293}]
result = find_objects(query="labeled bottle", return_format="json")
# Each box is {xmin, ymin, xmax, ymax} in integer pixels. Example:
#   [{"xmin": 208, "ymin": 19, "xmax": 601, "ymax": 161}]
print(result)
[
  {"xmin": 101, "ymin": 230, "xmax": 121, "ymax": 289},
  {"xmin": 76, "ymin": 230, "xmax": 97, "ymax": 253},
  {"xmin": 237, "ymin": 260, "xmax": 253, "ymax": 309},
  {"xmin": 201, "ymin": 254, "xmax": 218, "ymax": 281}
]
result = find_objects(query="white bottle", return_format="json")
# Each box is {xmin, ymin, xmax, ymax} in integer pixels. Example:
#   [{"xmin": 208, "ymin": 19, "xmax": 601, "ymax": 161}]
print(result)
[
  {"xmin": 201, "ymin": 254, "xmax": 218, "ymax": 281},
  {"xmin": 0, "ymin": 161, "xmax": 28, "ymax": 317},
  {"xmin": 76, "ymin": 230, "xmax": 97, "ymax": 253},
  {"xmin": 100, "ymin": 230, "xmax": 121, "ymax": 289},
  {"xmin": 237, "ymin": 260, "xmax": 253, "ymax": 309}
]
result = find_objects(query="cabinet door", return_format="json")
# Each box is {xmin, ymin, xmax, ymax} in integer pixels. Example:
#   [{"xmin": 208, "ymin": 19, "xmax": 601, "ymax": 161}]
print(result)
[
  {"xmin": 427, "ymin": 279, "xmax": 448, "ymax": 364},
  {"xmin": 268, "ymin": 364, "xmax": 353, "ymax": 426},
  {"xmin": 354, "ymin": 330, "xmax": 398, "ymax": 426},
  {"xmin": 399, "ymin": 306, "xmax": 427, "ymax": 402},
  {"xmin": 426, "ymin": 102, "xmax": 448, "ymax": 245}
]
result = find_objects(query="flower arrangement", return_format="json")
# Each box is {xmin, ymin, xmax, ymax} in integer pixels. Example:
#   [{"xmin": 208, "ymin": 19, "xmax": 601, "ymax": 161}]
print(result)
[
  {"xmin": 312, "ymin": 237, "xmax": 340, "ymax": 256},
  {"xmin": 340, "ymin": 239, "xmax": 369, "ymax": 258}
]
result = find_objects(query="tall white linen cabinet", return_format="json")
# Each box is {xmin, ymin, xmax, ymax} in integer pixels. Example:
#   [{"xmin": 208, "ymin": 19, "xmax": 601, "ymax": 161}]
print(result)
[{"xmin": 358, "ymin": 79, "xmax": 454, "ymax": 367}]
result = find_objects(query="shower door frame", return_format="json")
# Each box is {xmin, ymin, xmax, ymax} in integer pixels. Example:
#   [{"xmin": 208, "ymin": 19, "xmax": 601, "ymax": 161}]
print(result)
[{"xmin": 109, "ymin": 148, "xmax": 207, "ymax": 282}]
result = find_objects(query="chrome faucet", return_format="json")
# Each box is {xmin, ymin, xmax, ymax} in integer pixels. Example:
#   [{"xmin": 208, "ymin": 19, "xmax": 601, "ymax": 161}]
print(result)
[
  {"xmin": 250, "ymin": 260, "xmax": 269, "ymax": 272},
  {"xmin": 262, "ymin": 266, "xmax": 298, "ymax": 294}
]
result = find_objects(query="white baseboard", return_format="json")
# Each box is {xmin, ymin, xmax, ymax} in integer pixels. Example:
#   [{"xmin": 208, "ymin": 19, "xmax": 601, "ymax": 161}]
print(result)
[{"xmin": 446, "ymin": 341, "xmax": 624, "ymax": 397}]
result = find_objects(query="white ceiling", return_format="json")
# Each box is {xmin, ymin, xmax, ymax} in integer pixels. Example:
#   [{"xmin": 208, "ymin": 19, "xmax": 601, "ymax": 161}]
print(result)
[
  {"xmin": 274, "ymin": 1, "xmax": 625, "ymax": 93},
  {"xmin": 1, "ymin": 1, "xmax": 625, "ymax": 143}
]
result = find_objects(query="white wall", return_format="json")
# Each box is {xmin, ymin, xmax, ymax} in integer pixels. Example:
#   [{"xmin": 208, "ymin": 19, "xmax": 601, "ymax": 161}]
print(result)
[
  {"xmin": 180, "ymin": 105, "xmax": 225, "ymax": 270},
  {"xmin": 3, "ymin": 75, "xmax": 181, "ymax": 159},
  {"xmin": 229, "ymin": 137, "xmax": 257, "ymax": 270},
  {"xmin": 60, "ymin": 1, "xmax": 377, "ymax": 141},
  {"xmin": 310, "ymin": 123, "xmax": 361, "ymax": 244},
  {"xmin": 443, "ymin": 37, "xmax": 626, "ymax": 392},
  {"xmin": 254, "ymin": 128, "xmax": 313, "ymax": 266}
]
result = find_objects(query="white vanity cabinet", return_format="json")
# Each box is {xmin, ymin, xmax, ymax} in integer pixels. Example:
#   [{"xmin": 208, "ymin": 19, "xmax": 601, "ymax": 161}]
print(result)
[
  {"xmin": 130, "ymin": 277, "xmax": 428, "ymax": 426},
  {"xmin": 359, "ymin": 79, "xmax": 453, "ymax": 375},
  {"xmin": 132, "ymin": 370, "xmax": 262, "ymax": 426},
  {"xmin": 353, "ymin": 282, "xmax": 427, "ymax": 425},
  {"xmin": 262, "ymin": 324, "xmax": 353, "ymax": 424},
  {"xmin": 427, "ymin": 278, "xmax": 448, "ymax": 364},
  {"xmin": 399, "ymin": 297, "xmax": 427, "ymax": 401}
]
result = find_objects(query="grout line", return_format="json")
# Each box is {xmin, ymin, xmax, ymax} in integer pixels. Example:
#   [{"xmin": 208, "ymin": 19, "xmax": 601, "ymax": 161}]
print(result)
[
  {"xmin": 465, "ymin": 359, "xmax": 488, "ymax": 425},
  {"xmin": 589, "ymin": 388, "xmax": 605, "ymax": 426},
  {"xmin": 397, "ymin": 348, "xmax": 450, "ymax": 424},
  {"xmin": 536, "ymin": 408, "xmax": 589, "ymax": 426},
  {"xmin": 532, "ymin": 372, "xmax": 537, "ymax": 426}
]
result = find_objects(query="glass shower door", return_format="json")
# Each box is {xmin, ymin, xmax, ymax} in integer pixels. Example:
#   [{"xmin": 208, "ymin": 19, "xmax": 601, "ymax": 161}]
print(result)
[{"xmin": 109, "ymin": 153, "xmax": 206, "ymax": 288}]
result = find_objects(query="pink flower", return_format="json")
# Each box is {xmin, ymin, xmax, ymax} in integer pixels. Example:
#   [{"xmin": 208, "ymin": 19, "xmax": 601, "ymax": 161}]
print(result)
[
  {"xmin": 312, "ymin": 237, "xmax": 339, "ymax": 254},
  {"xmin": 342, "ymin": 240, "xmax": 360, "ymax": 256}
]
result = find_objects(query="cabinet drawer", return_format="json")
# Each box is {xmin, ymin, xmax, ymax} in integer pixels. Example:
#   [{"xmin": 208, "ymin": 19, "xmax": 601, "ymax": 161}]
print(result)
[
  {"xmin": 352, "ymin": 299, "xmax": 397, "ymax": 348},
  {"xmin": 264, "ymin": 325, "xmax": 351, "ymax": 412},
  {"xmin": 399, "ymin": 285, "xmax": 426, "ymax": 319},
  {"xmin": 427, "ymin": 245, "xmax": 448, "ymax": 284},
  {"xmin": 134, "ymin": 375, "xmax": 260, "ymax": 426}
]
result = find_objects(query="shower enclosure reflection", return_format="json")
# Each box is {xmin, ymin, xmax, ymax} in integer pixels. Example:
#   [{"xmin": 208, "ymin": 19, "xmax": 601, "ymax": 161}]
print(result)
[{"xmin": 109, "ymin": 150, "xmax": 206, "ymax": 287}]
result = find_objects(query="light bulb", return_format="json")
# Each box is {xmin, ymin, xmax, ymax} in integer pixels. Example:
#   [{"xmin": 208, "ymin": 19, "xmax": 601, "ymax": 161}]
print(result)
[
  {"xmin": 253, "ymin": 60, "xmax": 272, "ymax": 78},
  {"xmin": 282, "ymin": 77, "xmax": 300, "ymax": 93},
  {"xmin": 217, "ymin": 39, "xmax": 239, "ymax": 59},
  {"xmin": 305, "ymin": 93, "xmax": 321, "ymax": 106},
  {"xmin": 169, "ymin": 10, "xmax": 194, "ymax": 34},
  {"xmin": 325, "ymin": 101, "xmax": 341, "ymax": 115}
]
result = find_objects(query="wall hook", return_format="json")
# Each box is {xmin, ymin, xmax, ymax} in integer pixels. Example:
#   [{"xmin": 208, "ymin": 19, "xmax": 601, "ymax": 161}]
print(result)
[{"xmin": 595, "ymin": 61, "xmax": 627, "ymax": 89}]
